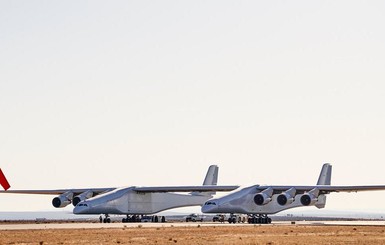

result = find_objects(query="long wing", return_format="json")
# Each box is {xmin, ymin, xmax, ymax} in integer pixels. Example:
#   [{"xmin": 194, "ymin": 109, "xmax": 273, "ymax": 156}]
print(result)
[
  {"xmin": 0, "ymin": 185, "xmax": 239, "ymax": 195},
  {"xmin": 255, "ymin": 185, "xmax": 385, "ymax": 194}
]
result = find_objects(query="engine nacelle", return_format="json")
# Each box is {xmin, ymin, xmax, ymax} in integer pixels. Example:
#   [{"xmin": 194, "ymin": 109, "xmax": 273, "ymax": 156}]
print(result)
[
  {"xmin": 277, "ymin": 187, "xmax": 296, "ymax": 206},
  {"xmin": 72, "ymin": 191, "xmax": 94, "ymax": 206},
  {"xmin": 52, "ymin": 196, "xmax": 71, "ymax": 208},
  {"xmin": 52, "ymin": 192, "xmax": 73, "ymax": 208},
  {"xmin": 254, "ymin": 193, "xmax": 271, "ymax": 205},
  {"xmin": 254, "ymin": 187, "xmax": 273, "ymax": 206},
  {"xmin": 300, "ymin": 193, "xmax": 318, "ymax": 206},
  {"xmin": 277, "ymin": 193, "xmax": 294, "ymax": 206}
]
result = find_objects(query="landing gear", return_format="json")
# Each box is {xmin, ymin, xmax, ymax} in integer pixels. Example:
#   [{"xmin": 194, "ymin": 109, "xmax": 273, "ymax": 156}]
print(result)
[
  {"xmin": 248, "ymin": 214, "xmax": 271, "ymax": 224},
  {"xmin": 121, "ymin": 215, "xmax": 166, "ymax": 223},
  {"xmin": 101, "ymin": 214, "xmax": 111, "ymax": 223},
  {"xmin": 228, "ymin": 216, "xmax": 237, "ymax": 224},
  {"xmin": 122, "ymin": 215, "xmax": 141, "ymax": 223}
]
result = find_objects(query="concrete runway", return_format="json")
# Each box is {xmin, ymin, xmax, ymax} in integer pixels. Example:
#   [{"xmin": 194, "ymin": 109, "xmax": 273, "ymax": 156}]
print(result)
[{"xmin": 1, "ymin": 220, "xmax": 385, "ymax": 230}]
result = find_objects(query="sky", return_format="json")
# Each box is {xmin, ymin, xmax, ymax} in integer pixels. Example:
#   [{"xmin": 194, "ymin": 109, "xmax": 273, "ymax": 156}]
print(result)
[{"xmin": 1, "ymin": 1, "xmax": 385, "ymax": 213}]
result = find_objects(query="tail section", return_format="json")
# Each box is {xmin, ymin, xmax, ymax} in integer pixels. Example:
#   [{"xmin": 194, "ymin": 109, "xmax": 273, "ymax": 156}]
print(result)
[
  {"xmin": 317, "ymin": 163, "xmax": 332, "ymax": 185},
  {"xmin": 192, "ymin": 165, "xmax": 218, "ymax": 197},
  {"xmin": 0, "ymin": 168, "xmax": 11, "ymax": 191},
  {"xmin": 315, "ymin": 163, "xmax": 332, "ymax": 209},
  {"xmin": 202, "ymin": 165, "xmax": 218, "ymax": 186}
]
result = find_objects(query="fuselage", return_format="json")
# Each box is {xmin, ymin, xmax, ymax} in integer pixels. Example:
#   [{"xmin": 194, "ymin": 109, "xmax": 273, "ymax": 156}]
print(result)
[
  {"xmin": 201, "ymin": 185, "xmax": 327, "ymax": 214},
  {"xmin": 74, "ymin": 186, "xmax": 212, "ymax": 215}
]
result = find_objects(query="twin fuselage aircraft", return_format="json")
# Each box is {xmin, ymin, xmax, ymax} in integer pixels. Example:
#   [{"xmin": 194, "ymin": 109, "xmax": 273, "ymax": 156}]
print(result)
[{"xmin": 2, "ymin": 163, "xmax": 385, "ymax": 224}]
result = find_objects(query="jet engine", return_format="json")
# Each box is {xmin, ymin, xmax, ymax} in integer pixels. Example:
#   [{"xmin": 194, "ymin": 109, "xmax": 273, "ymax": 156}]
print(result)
[
  {"xmin": 300, "ymin": 188, "xmax": 319, "ymax": 206},
  {"xmin": 277, "ymin": 187, "xmax": 296, "ymax": 206},
  {"xmin": 72, "ymin": 191, "xmax": 93, "ymax": 206},
  {"xmin": 52, "ymin": 192, "xmax": 73, "ymax": 208},
  {"xmin": 254, "ymin": 187, "xmax": 273, "ymax": 206}
]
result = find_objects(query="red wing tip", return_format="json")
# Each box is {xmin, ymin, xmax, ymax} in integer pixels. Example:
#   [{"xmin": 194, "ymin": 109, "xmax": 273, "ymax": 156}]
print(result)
[{"xmin": 0, "ymin": 168, "xmax": 11, "ymax": 191}]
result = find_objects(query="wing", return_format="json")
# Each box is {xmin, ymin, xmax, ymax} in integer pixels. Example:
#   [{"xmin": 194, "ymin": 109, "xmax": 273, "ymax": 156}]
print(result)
[
  {"xmin": 255, "ymin": 185, "xmax": 385, "ymax": 194},
  {"xmin": 0, "ymin": 188, "xmax": 116, "ymax": 195},
  {"xmin": 133, "ymin": 185, "xmax": 239, "ymax": 193},
  {"xmin": 0, "ymin": 185, "xmax": 239, "ymax": 195},
  {"xmin": 0, "ymin": 185, "xmax": 239, "ymax": 208}
]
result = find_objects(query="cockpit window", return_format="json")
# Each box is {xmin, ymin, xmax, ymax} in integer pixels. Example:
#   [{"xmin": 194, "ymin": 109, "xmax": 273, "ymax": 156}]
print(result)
[
  {"xmin": 204, "ymin": 201, "xmax": 216, "ymax": 205},
  {"xmin": 78, "ymin": 203, "xmax": 88, "ymax": 207}
]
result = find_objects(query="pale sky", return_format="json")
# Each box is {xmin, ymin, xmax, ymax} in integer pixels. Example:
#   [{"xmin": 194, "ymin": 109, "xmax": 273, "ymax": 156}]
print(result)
[{"xmin": 1, "ymin": 1, "xmax": 385, "ymax": 213}]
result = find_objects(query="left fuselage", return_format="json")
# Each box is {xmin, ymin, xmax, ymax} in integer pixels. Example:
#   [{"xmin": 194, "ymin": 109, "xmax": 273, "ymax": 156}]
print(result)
[{"xmin": 74, "ymin": 187, "xmax": 211, "ymax": 215}]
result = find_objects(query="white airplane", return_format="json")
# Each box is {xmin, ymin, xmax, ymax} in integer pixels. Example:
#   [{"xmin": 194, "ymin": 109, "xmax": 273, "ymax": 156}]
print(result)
[
  {"xmin": 0, "ymin": 165, "xmax": 238, "ymax": 222},
  {"xmin": 202, "ymin": 163, "xmax": 385, "ymax": 224}
]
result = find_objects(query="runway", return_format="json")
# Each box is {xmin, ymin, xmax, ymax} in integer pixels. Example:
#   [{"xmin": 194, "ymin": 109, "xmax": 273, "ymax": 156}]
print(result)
[
  {"xmin": 1, "ymin": 220, "xmax": 385, "ymax": 230},
  {"xmin": 2, "ymin": 221, "xmax": 385, "ymax": 244}
]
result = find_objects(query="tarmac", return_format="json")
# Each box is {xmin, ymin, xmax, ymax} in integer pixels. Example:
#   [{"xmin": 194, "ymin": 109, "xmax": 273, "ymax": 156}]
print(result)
[{"xmin": 1, "ymin": 220, "xmax": 385, "ymax": 230}]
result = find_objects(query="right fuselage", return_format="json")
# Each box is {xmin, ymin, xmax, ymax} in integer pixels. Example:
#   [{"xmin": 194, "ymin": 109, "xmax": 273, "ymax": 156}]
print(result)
[{"xmin": 201, "ymin": 185, "xmax": 327, "ymax": 214}]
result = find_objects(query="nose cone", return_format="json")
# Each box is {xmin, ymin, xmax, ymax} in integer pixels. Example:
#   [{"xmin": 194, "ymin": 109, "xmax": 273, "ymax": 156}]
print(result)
[
  {"xmin": 73, "ymin": 202, "xmax": 90, "ymax": 214},
  {"xmin": 201, "ymin": 200, "xmax": 219, "ymax": 213}
]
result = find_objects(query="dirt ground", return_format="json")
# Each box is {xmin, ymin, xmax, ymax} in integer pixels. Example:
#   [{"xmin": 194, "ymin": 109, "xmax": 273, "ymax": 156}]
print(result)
[{"xmin": 1, "ymin": 225, "xmax": 385, "ymax": 244}]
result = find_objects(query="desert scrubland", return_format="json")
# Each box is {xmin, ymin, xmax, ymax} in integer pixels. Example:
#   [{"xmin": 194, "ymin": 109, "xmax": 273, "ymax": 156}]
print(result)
[{"xmin": 1, "ymin": 225, "xmax": 385, "ymax": 244}]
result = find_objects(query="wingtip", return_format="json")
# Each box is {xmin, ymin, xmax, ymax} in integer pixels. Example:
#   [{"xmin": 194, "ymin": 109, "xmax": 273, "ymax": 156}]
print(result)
[{"xmin": 0, "ymin": 168, "xmax": 11, "ymax": 191}]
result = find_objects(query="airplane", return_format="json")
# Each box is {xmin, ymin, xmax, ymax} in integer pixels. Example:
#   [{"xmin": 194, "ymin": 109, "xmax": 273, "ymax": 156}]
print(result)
[
  {"xmin": 202, "ymin": 163, "xmax": 385, "ymax": 224},
  {"xmin": 0, "ymin": 165, "xmax": 238, "ymax": 223}
]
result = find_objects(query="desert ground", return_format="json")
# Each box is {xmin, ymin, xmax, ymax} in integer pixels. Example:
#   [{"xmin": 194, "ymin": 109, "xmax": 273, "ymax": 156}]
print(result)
[{"xmin": 1, "ymin": 224, "xmax": 385, "ymax": 244}]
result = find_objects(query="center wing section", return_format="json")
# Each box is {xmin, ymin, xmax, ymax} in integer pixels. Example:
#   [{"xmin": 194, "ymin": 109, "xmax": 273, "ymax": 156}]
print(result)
[{"xmin": 133, "ymin": 185, "xmax": 239, "ymax": 193}]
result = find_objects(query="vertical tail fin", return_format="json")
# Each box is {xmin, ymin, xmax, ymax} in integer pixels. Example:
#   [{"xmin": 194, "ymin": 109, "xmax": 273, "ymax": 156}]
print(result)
[
  {"xmin": 315, "ymin": 163, "xmax": 331, "ymax": 209},
  {"xmin": 202, "ymin": 165, "xmax": 218, "ymax": 185},
  {"xmin": 0, "ymin": 168, "xmax": 11, "ymax": 191},
  {"xmin": 317, "ymin": 163, "xmax": 332, "ymax": 185}
]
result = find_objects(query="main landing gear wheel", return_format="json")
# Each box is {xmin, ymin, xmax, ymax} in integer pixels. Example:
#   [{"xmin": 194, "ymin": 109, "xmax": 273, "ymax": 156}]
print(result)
[
  {"xmin": 248, "ymin": 214, "xmax": 271, "ymax": 224},
  {"xmin": 120, "ymin": 215, "xmax": 166, "ymax": 223},
  {"xmin": 122, "ymin": 215, "xmax": 141, "ymax": 223},
  {"xmin": 101, "ymin": 214, "xmax": 111, "ymax": 223}
]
